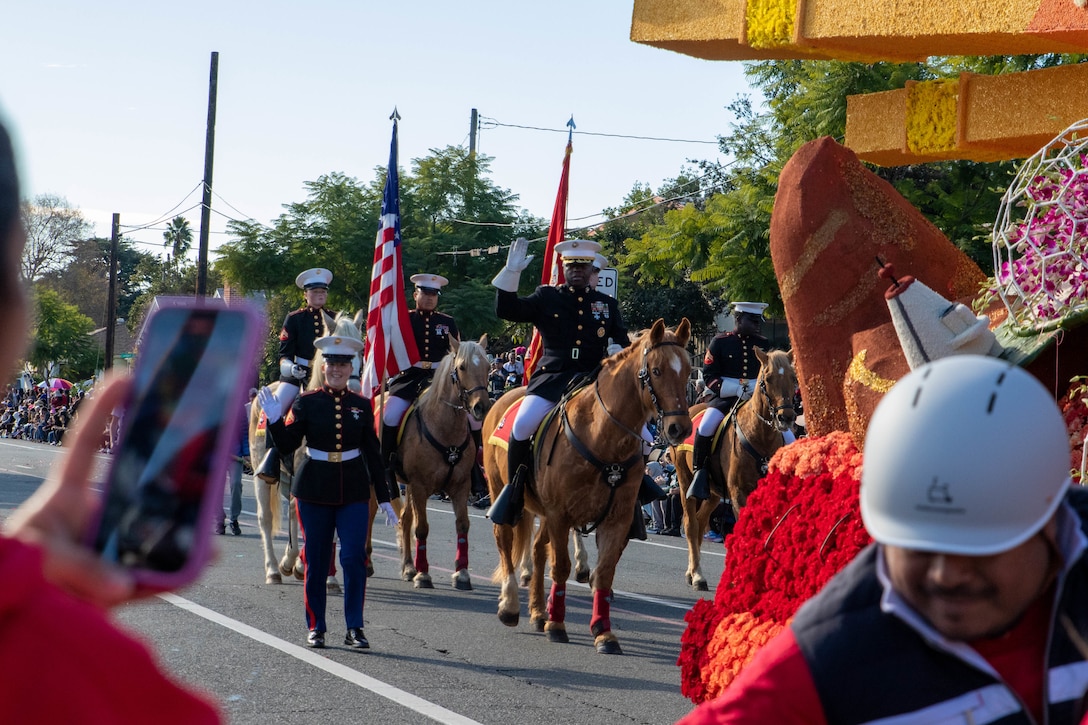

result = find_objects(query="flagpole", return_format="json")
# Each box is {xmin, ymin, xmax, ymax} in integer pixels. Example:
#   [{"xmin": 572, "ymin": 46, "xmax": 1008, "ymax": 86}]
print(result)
[{"xmin": 523, "ymin": 116, "xmax": 574, "ymax": 384}]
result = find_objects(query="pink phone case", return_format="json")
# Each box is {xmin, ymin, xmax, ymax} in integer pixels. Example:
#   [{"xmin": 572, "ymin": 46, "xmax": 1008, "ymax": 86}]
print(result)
[{"xmin": 87, "ymin": 298, "xmax": 265, "ymax": 592}]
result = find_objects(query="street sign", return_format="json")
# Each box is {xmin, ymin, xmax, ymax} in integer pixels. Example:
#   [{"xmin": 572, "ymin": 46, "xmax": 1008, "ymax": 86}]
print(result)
[{"xmin": 597, "ymin": 268, "xmax": 618, "ymax": 298}]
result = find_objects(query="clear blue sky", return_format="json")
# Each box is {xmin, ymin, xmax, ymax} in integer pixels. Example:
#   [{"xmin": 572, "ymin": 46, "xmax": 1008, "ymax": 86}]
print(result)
[{"xmin": 0, "ymin": 2, "xmax": 752, "ymax": 259}]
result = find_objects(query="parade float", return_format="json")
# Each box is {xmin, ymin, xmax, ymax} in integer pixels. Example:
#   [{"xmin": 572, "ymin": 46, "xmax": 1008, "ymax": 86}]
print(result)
[{"xmin": 629, "ymin": 0, "xmax": 1088, "ymax": 703}]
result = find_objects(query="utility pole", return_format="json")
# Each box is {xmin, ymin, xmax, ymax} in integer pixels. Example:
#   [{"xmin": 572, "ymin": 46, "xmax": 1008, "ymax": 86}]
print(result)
[
  {"xmin": 104, "ymin": 214, "xmax": 119, "ymax": 370},
  {"xmin": 468, "ymin": 108, "xmax": 478, "ymax": 159},
  {"xmin": 196, "ymin": 51, "xmax": 219, "ymax": 297}
]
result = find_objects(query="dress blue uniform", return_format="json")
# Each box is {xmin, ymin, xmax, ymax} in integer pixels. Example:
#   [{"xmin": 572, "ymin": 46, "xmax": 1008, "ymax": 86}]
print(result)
[
  {"xmin": 385, "ymin": 308, "xmax": 460, "ymax": 400},
  {"xmin": 702, "ymin": 329, "xmax": 769, "ymax": 413},
  {"xmin": 496, "ymin": 284, "xmax": 627, "ymax": 401},
  {"xmin": 278, "ymin": 306, "xmax": 327, "ymax": 385},
  {"xmin": 267, "ymin": 382, "xmax": 392, "ymax": 644}
]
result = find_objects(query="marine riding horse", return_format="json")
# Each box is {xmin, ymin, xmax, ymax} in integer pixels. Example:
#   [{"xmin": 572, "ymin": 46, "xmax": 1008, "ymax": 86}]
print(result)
[{"xmin": 482, "ymin": 318, "xmax": 692, "ymax": 654}]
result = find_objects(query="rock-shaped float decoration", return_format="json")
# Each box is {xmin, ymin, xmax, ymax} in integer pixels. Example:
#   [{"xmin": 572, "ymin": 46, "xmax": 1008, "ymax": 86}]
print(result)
[{"xmin": 769, "ymin": 136, "xmax": 986, "ymax": 446}]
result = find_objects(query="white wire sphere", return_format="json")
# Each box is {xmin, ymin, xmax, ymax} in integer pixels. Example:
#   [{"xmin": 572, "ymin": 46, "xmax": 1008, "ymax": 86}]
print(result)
[{"xmin": 992, "ymin": 117, "xmax": 1088, "ymax": 331}]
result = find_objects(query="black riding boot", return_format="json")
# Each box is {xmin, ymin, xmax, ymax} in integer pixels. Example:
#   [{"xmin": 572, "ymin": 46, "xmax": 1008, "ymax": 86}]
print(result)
[
  {"xmin": 380, "ymin": 423, "xmax": 400, "ymax": 493},
  {"xmin": 469, "ymin": 428, "xmax": 489, "ymax": 504},
  {"xmin": 687, "ymin": 432, "xmax": 715, "ymax": 501},
  {"xmin": 256, "ymin": 430, "xmax": 279, "ymax": 483},
  {"xmin": 488, "ymin": 437, "xmax": 530, "ymax": 526}
]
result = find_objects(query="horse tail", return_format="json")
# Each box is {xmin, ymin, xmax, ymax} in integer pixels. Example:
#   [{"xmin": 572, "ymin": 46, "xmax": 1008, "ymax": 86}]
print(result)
[
  {"xmin": 269, "ymin": 488, "xmax": 282, "ymax": 536},
  {"xmin": 491, "ymin": 515, "xmax": 533, "ymax": 584}
]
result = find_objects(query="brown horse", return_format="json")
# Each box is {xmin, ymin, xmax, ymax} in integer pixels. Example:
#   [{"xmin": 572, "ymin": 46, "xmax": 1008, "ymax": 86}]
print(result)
[
  {"xmin": 483, "ymin": 318, "xmax": 692, "ymax": 654},
  {"xmin": 391, "ymin": 335, "xmax": 491, "ymax": 590},
  {"xmin": 673, "ymin": 348, "xmax": 798, "ymax": 591}
]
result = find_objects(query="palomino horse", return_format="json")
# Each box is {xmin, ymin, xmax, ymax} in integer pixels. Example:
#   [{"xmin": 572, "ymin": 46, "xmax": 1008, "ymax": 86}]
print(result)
[
  {"xmin": 673, "ymin": 348, "xmax": 797, "ymax": 591},
  {"xmin": 391, "ymin": 336, "xmax": 491, "ymax": 590},
  {"xmin": 483, "ymin": 318, "xmax": 692, "ymax": 654}
]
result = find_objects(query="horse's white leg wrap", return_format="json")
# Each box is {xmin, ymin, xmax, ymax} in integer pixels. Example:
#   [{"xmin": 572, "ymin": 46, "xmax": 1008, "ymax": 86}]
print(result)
[
  {"xmin": 382, "ymin": 396, "xmax": 410, "ymax": 427},
  {"xmin": 697, "ymin": 407, "xmax": 725, "ymax": 437}
]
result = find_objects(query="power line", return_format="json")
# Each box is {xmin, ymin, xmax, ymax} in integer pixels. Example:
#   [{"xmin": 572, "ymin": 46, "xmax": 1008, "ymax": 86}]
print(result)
[{"xmin": 478, "ymin": 116, "xmax": 720, "ymax": 145}]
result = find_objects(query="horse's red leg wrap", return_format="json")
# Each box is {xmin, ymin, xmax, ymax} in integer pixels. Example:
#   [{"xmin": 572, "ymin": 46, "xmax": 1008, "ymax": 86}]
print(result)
[
  {"xmin": 455, "ymin": 535, "xmax": 469, "ymax": 572},
  {"xmin": 547, "ymin": 582, "xmax": 566, "ymax": 623},
  {"xmin": 590, "ymin": 589, "xmax": 613, "ymax": 636},
  {"xmin": 414, "ymin": 539, "xmax": 429, "ymax": 574}
]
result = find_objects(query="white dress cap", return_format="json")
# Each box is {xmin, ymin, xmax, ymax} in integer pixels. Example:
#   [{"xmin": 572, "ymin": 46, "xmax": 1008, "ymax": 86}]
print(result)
[{"xmin": 296, "ymin": 268, "xmax": 333, "ymax": 290}]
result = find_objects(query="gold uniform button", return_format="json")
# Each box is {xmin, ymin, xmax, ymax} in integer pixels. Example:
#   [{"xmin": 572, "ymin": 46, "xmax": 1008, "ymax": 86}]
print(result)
[
  {"xmin": 577, "ymin": 325, "xmax": 583, "ymax": 330},
  {"xmin": 335, "ymin": 443, "xmax": 342, "ymax": 449},
  {"xmin": 335, "ymin": 413, "xmax": 341, "ymax": 420},
  {"xmin": 575, "ymin": 340, "xmax": 581, "ymax": 345},
  {"xmin": 578, "ymin": 310, "xmax": 584, "ymax": 315},
  {"xmin": 336, "ymin": 422, "xmax": 342, "ymax": 429}
]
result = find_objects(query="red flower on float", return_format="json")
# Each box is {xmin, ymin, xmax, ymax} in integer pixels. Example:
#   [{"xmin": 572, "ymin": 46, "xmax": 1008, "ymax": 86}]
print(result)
[{"xmin": 678, "ymin": 432, "xmax": 869, "ymax": 703}]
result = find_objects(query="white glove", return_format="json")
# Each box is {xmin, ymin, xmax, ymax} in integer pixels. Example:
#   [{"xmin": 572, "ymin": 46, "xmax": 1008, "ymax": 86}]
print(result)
[
  {"xmin": 738, "ymin": 381, "xmax": 754, "ymax": 401},
  {"xmin": 379, "ymin": 501, "xmax": 399, "ymax": 526},
  {"xmin": 606, "ymin": 337, "xmax": 623, "ymax": 356},
  {"xmin": 718, "ymin": 377, "xmax": 743, "ymax": 399},
  {"xmin": 257, "ymin": 386, "xmax": 281, "ymax": 424},
  {"xmin": 505, "ymin": 237, "xmax": 533, "ymax": 272},
  {"xmin": 492, "ymin": 237, "xmax": 533, "ymax": 292},
  {"xmin": 279, "ymin": 359, "xmax": 308, "ymax": 381}
]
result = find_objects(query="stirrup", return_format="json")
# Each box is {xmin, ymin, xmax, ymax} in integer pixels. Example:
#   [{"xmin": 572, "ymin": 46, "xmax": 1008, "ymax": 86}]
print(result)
[{"xmin": 687, "ymin": 467, "xmax": 711, "ymax": 501}]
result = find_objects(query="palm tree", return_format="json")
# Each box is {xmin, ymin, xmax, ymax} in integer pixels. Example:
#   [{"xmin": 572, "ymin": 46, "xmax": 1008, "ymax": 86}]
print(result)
[{"xmin": 162, "ymin": 216, "xmax": 193, "ymax": 275}]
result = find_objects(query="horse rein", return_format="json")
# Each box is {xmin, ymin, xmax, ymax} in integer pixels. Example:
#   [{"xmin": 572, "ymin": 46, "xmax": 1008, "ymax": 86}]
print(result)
[{"xmin": 592, "ymin": 339, "xmax": 690, "ymax": 442}]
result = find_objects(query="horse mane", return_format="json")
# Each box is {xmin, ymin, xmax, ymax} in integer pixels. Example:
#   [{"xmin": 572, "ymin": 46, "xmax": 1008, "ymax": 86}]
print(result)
[
  {"xmin": 307, "ymin": 311, "xmax": 364, "ymax": 392},
  {"xmin": 761, "ymin": 348, "xmax": 794, "ymax": 378},
  {"xmin": 418, "ymin": 338, "xmax": 486, "ymax": 415}
]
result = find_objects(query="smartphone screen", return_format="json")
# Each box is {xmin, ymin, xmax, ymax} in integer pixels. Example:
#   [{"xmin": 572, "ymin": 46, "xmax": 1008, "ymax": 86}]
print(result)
[{"xmin": 91, "ymin": 305, "xmax": 257, "ymax": 580}]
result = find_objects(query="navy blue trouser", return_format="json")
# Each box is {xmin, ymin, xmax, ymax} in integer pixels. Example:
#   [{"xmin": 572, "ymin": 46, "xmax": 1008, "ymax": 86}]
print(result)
[{"xmin": 296, "ymin": 499, "xmax": 369, "ymax": 633}]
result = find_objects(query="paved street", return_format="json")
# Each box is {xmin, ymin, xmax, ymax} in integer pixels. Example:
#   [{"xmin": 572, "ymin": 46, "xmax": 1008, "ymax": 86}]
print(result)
[{"xmin": 0, "ymin": 437, "xmax": 724, "ymax": 724}]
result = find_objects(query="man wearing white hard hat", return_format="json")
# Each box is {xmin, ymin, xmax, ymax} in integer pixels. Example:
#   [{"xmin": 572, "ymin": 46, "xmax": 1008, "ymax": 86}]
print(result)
[
  {"xmin": 678, "ymin": 355, "xmax": 1088, "ymax": 724},
  {"xmin": 689, "ymin": 301, "xmax": 792, "ymax": 501},
  {"xmin": 258, "ymin": 323, "xmax": 398, "ymax": 651},
  {"xmin": 488, "ymin": 238, "xmax": 630, "ymax": 527},
  {"xmin": 380, "ymin": 273, "xmax": 486, "ymax": 502},
  {"xmin": 256, "ymin": 268, "xmax": 335, "ymax": 482}
]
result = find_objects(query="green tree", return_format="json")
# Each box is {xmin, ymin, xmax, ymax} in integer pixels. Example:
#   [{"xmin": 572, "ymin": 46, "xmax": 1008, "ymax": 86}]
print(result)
[
  {"xmin": 162, "ymin": 216, "xmax": 193, "ymax": 276},
  {"xmin": 214, "ymin": 147, "xmax": 543, "ymax": 357},
  {"xmin": 38, "ymin": 236, "xmax": 153, "ymax": 327},
  {"xmin": 25, "ymin": 288, "xmax": 100, "ymax": 380}
]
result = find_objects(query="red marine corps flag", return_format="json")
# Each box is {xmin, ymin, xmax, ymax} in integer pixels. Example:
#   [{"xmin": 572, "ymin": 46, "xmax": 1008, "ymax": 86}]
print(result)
[
  {"xmin": 523, "ymin": 117, "xmax": 574, "ymax": 383},
  {"xmin": 361, "ymin": 110, "xmax": 419, "ymax": 399}
]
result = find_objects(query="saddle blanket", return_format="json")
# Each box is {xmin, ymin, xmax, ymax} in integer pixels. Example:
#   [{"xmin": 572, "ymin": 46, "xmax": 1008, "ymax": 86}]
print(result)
[
  {"xmin": 486, "ymin": 399, "xmax": 524, "ymax": 451},
  {"xmin": 676, "ymin": 409, "xmax": 725, "ymax": 452}
]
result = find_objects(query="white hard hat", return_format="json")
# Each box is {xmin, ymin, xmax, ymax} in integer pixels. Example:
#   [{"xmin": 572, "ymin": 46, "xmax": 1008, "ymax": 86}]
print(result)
[{"xmin": 861, "ymin": 355, "xmax": 1071, "ymax": 555}]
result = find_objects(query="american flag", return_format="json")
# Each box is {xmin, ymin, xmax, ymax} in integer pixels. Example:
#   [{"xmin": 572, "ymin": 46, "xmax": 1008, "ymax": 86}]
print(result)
[
  {"xmin": 523, "ymin": 124, "xmax": 573, "ymax": 383},
  {"xmin": 361, "ymin": 115, "xmax": 419, "ymax": 399}
]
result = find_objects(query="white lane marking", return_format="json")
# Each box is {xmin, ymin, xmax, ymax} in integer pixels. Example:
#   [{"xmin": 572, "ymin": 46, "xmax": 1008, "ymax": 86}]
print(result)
[{"xmin": 160, "ymin": 593, "xmax": 483, "ymax": 725}]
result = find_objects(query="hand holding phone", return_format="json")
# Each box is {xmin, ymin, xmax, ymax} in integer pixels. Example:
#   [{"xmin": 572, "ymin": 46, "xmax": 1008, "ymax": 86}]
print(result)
[{"xmin": 87, "ymin": 301, "xmax": 264, "ymax": 592}]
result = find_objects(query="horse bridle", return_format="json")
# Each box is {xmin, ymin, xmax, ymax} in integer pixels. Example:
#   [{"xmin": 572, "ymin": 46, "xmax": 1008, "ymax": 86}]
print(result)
[
  {"xmin": 593, "ymin": 339, "xmax": 689, "ymax": 442},
  {"xmin": 754, "ymin": 371, "xmax": 796, "ymax": 429},
  {"xmin": 448, "ymin": 367, "xmax": 488, "ymax": 418}
]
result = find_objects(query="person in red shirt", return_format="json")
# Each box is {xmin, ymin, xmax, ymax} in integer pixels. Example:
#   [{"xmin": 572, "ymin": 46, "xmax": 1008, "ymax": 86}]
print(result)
[
  {"xmin": 679, "ymin": 355, "xmax": 1088, "ymax": 724},
  {"xmin": 0, "ymin": 116, "xmax": 220, "ymax": 723}
]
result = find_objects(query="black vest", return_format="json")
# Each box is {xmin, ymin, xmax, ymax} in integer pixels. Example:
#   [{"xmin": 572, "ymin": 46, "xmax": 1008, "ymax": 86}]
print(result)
[{"xmin": 792, "ymin": 488, "xmax": 1088, "ymax": 724}]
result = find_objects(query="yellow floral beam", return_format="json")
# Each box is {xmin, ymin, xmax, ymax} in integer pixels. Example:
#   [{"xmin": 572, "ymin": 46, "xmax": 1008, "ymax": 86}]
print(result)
[
  {"xmin": 845, "ymin": 63, "xmax": 1088, "ymax": 166},
  {"xmin": 631, "ymin": 0, "xmax": 1088, "ymax": 62}
]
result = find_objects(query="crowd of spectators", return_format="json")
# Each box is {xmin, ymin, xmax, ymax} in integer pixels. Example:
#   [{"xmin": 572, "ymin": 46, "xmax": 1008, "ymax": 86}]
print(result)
[
  {"xmin": 487, "ymin": 347, "xmax": 527, "ymax": 400},
  {"xmin": 0, "ymin": 382, "xmax": 84, "ymax": 446}
]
